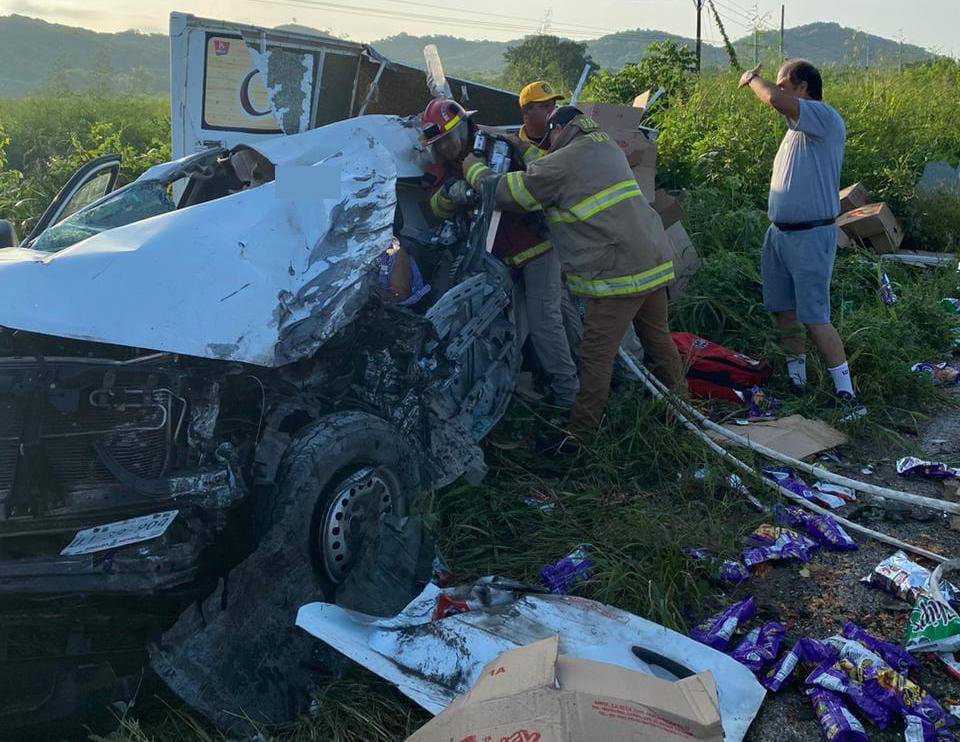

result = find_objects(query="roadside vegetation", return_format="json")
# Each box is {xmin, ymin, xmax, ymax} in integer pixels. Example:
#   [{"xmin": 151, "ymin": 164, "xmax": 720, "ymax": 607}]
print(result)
[{"xmin": 3, "ymin": 53, "xmax": 960, "ymax": 741}]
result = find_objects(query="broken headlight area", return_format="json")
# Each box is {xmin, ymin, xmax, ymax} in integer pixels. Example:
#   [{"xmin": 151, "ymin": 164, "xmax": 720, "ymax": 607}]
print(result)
[{"xmin": 0, "ymin": 334, "xmax": 247, "ymax": 595}]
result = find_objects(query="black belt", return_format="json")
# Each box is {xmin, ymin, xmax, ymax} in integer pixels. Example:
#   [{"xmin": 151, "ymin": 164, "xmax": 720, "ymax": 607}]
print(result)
[{"xmin": 773, "ymin": 217, "xmax": 837, "ymax": 232}]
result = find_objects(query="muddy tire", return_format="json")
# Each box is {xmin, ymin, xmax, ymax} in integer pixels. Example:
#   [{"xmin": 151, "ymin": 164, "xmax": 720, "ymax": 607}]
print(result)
[{"xmin": 151, "ymin": 412, "xmax": 423, "ymax": 736}]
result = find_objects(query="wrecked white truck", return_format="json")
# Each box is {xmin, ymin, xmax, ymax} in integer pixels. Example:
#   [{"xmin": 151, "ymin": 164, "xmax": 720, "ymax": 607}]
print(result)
[{"xmin": 0, "ymin": 14, "xmax": 528, "ymax": 735}]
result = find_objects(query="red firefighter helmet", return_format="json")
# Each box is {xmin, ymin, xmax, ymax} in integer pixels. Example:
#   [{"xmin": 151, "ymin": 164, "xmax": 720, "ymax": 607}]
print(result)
[{"xmin": 419, "ymin": 98, "xmax": 476, "ymax": 145}]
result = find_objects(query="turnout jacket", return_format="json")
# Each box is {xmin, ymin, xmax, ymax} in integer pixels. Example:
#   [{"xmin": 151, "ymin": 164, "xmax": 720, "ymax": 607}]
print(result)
[{"xmin": 464, "ymin": 116, "xmax": 674, "ymax": 298}]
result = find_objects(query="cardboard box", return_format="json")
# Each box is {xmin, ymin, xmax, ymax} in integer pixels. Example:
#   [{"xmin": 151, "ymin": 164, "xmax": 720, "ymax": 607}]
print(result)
[
  {"xmin": 712, "ymin": 414, "xmax": 848, "ymax": 460},
  {"xmin": 653, "ymin": 189, "xmax": 684, "ymax": 230},
  {"xmin": 666, "ymin": 222, "xmax": 700, "ymax": 301},
  {"xmin": 837, "ymin": 203, "xmax": 904, "ymax": 253},
  {"xmin": 839, "ymin": 182, "xmax": 870, "ymax": 213},
  {"xmin": 632, "ymin": 89, "xmax": 653, "ymax": 110},
  {"xmin": 406, "ymin": 636, "xmax": 723, "ymax": 742},
  {"xmin": 576, "ymin": 101, "xmax": 646, "ymax": 134},
  {"xmin": 836, "ymin": 225, "xmax": 851, "ymax": 249},
  {"xmin": 632, "ymin": 165, "xmax": 656, "ymax": 204}
]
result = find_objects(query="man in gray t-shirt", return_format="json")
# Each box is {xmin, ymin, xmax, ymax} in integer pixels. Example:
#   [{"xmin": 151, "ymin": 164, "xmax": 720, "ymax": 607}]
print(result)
[{"xmin": 739, "ymin": 59, "xmax": 862, "ymax": 417}]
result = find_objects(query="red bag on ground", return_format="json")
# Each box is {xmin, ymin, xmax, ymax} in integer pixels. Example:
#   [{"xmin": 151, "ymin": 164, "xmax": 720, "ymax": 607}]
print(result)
[{"xmin": 672, "ymin": 332, "xmax": 773, "ymax": 402}]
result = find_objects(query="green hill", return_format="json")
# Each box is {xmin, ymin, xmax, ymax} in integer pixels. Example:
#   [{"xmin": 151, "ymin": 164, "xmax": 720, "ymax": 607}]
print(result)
[
  {"xmin": 0, "ymin": 14, "xmax": 167, "ymax": 96},
  {"xmin": 0, "ymin": 14, "xmax": 937, "ymax": 97}
]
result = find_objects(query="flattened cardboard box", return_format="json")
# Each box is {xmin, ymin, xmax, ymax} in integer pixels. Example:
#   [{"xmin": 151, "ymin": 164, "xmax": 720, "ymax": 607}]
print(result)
[
  {"xmin": 839, "ymin": 182, "xmax": 870, "ymax": 214},
  {"xmin": 666, "ymin": 221, "xmax": 700, "ymax": 301},
  {"xmin": 837, "ymin": 202, "xmax": 903, "ymax": 253},
  {"xmin": 406, "ymin": 636, "xmax": 723, "ymax": 742},
  {"xmin": 576, "ymin": 101, "xmax": 646, "ymax": 134},
  {"xmin": 653, "ymin": 189, "xmax": 684, "ymax": 230}
]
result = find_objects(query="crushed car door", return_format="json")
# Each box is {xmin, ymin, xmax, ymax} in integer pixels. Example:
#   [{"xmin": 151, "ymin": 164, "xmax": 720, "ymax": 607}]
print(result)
[
  {"xmin": 23, "ymin": 154, "xmax": 121, "ymax": 245},
  {"xmin": 169, "ymin": 12, "xmax": 366, "ymax": 160}
]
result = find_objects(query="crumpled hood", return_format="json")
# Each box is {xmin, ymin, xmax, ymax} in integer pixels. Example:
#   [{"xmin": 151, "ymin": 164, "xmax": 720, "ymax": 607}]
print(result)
[{"xmin": 0, "ymin": 115, "xmax": 428, "ymax": 367}]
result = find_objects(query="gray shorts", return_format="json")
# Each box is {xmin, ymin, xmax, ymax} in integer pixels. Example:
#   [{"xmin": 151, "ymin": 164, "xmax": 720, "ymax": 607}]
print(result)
[{"xmin": 760, "ymin": 224, "xmax": 837, "ymax": 324}]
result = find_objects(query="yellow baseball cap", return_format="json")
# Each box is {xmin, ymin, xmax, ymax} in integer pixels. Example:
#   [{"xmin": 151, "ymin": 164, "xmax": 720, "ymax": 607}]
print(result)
[{"xmin": 519, "ymin": 80, "xmax": 564, "ymax": 108}]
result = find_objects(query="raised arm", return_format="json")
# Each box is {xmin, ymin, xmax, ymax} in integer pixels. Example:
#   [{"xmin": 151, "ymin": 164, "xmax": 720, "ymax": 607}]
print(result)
[{"xmin": 739, "ymin": 64, "xmax": 800, "ymax": 122}]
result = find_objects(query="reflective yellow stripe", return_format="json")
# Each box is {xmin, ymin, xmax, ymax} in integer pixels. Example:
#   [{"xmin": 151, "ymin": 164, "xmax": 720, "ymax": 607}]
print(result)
[
  {"xmin": 430, "ymin": 189, "xmax": 457, "ymax": 219},
  {"xmin": 465, "ymin": 161, "xmax": 489, "ymax": 187},
  {"xmin": 505, "ymin": 171, "xmax": 542, "ymax": 212},
  {"xmin": 503, "ymin": 240, "xmax": 550, "ymax": 266},
  {"xmin": 522, "ymin": 145, "xmax": 545, "ymax": 164},
  {"xmin": 565, "ymin": 261, "xmax": 675, "ymax": 298},
  {"xmin": 546, "ymin": 207, "xmax": 578, "ymax": 224},
  {"xmin": 546, "ymin": 180, "xmax": 643, "ymax": 224},
  {"xmin": 443, "ymin": 114, "xmax": 461, "ymax": 132}
]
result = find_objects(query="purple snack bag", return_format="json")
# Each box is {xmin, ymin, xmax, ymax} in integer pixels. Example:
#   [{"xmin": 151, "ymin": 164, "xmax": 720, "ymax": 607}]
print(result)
[
  {"xmin": 763, "ymin": 466, "xmax": 816, "ymax": 501},
  {"xmin": 741, "ymin": 524, "xmax": 816, "ymax": 565},
  {"xmin": 681, "ymin": 547, "xmax": 750, "ymax": 585},
  {"xmin": 690, "ymin": 596, "xmax": 757, "ymax": 651},
  {"xmin": 806, "ymin": 661, "xmax": 893, "ymax": 730},
  {"xmin": 863, "ymin": 668, "xmax": 954, "ymax": 734},
  {"xmin": 731, "ymin": 621, "xmax": 785, "ymax": 674},
  {"xmin": 762, "ymin": 638, "xmax": 837, "ymax": 692},
  {"xmin": 775, "ymin": 505, "xmax": 857, "ymax": 552},
  {"xmin": 806, "ymin": 687, "xmax": 869, "ymax": 742},
  {"xmin": 896, "ymin": 457, "xmax": 960, "ymax": 481},
  {"xmin": 842, "ymin": 621, "xmax": 919, "ymax": 675},
  {"xmin": 747, "ymin": 385, "xmax": 782, "ymax": 419},
  {"xmin": 539, "ymin": 544, "xmax": 593, "ymax": 594}
]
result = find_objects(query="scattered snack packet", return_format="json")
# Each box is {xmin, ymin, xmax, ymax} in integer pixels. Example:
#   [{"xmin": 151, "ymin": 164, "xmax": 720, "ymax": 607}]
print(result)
[
  {"xmin": 775, "ymin": 505, "xmax": 857, "ymax": 552},
  {"xmin": 690, "ymin": 596, "xmax": 756, "ymax": 651},
  {"xmin": 842, "ymin": 621, "xmax": 919, "ymax": 674},
  {"xmin": 904, "ymin": 714, "xmax": 938, "ymax": 742},
  {"xmin": 896, "ymin": 456, "xmax": 960, "ymax": 480},
  {"xmin": 741, "ymin": 523, "xmax": 818, "ymax": 566},
  {"xmin": 681, "ymin": 547, "xmax": 750, "ymax": 585},
  {"xmin": 824, "ymin": 635, "xmax": 890, "ymax": 681},
  {"xmin": 912, "ymin": 361, "xmax": 960, "ymax": 385},
  {"xmin": 805, "ymin": 686, "xmax": 869, "ymax": 742},
  {"xmin": 880, "ymin": 272, "xmax": 898, "ymax": 305},
  {"xmin": 805, "ymin": 661, "xmax": 893, "ymax": 730},
  {"xmin": 762, "ymin": 638, "xmax": 837, "ymax": 692},
  {"xmin": 539, "ymin": 544, "xmax": 594, "ymax": 595},
  {"xmin": 727, "ymin": 473, "xmax": 768, "ymax": 512},
  {"xmin": 813, "ymin": 481, "xmax": 857, "ymax": 507},
  {"xmin": 863, "ymin": 668, "xmax": 954, "ymax": 735},
  {"xmin": 906, "ymin": 595, "xmax": 960, "ymax": 653},
  {"xmin": 763, "ymin": 466, "xmax": 815, "ymax": 500},
  {"xmin": 862, "ymin": 551, "xmax": 960, "ymax": 607},
  {"xmin": 730, "ymin": 621, "xmax": 785, "ymax": 674},
  {"xmin": 747, "ymin": 385, "xmax": 782, "ymax": 419}
]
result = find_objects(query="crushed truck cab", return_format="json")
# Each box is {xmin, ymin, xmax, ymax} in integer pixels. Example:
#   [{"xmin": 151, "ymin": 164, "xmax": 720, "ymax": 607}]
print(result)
[{"xmin": 0, "ymin": 13, "xmax": 525, "ymax": 735}]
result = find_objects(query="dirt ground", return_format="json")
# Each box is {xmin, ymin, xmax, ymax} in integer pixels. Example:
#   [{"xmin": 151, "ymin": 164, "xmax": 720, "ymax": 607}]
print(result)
[{"xmin": 743, "ymin": 388, "xmax": 960, "ymax": 741}]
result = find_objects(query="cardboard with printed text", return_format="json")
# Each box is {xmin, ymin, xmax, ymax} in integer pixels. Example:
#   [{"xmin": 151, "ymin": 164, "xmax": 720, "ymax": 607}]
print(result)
[{"xmin": 405, "ymin": 636, "xmax": 723, "ymax": 742}]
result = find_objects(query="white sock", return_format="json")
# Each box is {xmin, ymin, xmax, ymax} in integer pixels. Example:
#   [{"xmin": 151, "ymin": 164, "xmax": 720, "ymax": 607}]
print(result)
[
  {"xmin": 828, "ymin": 361, "xmax": 854, "ymax": 395},
  {"xmin": 786, "ymin": 353, "xmax": 807, "ymax": 386}
]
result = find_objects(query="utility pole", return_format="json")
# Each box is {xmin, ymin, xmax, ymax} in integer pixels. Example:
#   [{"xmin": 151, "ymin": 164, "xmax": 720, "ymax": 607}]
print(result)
[
  {"xmin": 779, "ymin": 4, "xmax": 785, "ymax": 59},
  {"xmin": 897, "ymin": 30, "xmax": 904, "ymax": 73},
  {"xmin": 695, "ymin": 0, "xmax": 704, "ymax": 73},
  {"xmin": 754, "ymin": 27, "xmax": 759, "ymax": 66}
]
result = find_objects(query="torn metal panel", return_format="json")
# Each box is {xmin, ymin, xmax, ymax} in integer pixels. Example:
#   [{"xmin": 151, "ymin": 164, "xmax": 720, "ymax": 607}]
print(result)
[
  {"xmin": 244, "ymin": 41, "xmax": 317, "ymax": 135},
  {"xmin": 0, "ymin": 116, "xmax": 425, "ymax": 368},
  {"xmin": 296, "ymin": 581, "xmax": 766, "ymax": 742}
]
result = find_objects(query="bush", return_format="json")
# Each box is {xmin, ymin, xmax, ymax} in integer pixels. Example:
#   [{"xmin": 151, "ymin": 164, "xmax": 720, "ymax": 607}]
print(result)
[{"xmin": 0, "ymin": 91, "xmax": 169, "ymax": 235}]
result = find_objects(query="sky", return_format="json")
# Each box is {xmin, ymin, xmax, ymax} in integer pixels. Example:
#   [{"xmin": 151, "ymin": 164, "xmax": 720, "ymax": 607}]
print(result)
[{"xmin": 2, "ymin": 0, "xmax": 958, "ymax": 55}]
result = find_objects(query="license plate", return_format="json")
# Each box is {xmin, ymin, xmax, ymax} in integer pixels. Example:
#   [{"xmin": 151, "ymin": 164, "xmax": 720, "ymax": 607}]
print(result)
[{"xmin": 60, "ymin": 510, "xmax": 179, "ymax": 556}]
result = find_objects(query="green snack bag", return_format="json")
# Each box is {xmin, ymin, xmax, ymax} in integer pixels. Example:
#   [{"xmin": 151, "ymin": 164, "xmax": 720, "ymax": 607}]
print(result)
[
  {"xmin": 905, "ymin": 594, "xmax": 960, "ymax": 652},
  {"xmin": 905, "ymin": 560, "xmax": 960, "ymax": 653}
]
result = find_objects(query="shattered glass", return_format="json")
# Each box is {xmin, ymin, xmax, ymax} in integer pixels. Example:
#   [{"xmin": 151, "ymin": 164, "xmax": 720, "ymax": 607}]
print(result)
[{"xmin": 31, "ymin": 181, "xmax": 176, "ymax": 254}]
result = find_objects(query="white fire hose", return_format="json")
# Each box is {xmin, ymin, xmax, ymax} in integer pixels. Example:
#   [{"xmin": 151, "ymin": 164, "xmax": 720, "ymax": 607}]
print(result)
[{"xmin": 618, "ymin": 349, "xmax": 950, "ymax": 564}]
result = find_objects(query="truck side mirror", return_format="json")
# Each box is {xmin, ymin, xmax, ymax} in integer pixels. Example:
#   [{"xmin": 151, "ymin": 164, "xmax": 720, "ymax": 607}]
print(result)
[{"xmin": 0, "ymin": 219, "xmax": 19, "ymax": 248}]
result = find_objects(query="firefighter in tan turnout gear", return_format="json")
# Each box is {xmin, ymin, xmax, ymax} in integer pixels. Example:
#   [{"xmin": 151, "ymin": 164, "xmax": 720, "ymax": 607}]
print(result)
[{"xmin": 464, "ymin": 105, "xmax": 687, "ymax": 444}]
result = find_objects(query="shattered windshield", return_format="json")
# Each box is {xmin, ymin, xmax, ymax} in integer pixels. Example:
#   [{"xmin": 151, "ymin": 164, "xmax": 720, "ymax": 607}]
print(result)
[{"xmin": 30, "ymin": 181, "xmax": 176, "ymax": 254}]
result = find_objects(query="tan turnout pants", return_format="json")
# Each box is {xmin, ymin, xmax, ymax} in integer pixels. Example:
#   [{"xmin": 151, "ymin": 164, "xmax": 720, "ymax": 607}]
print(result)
[{"xmin": 568, "ymin": 287, "xmax": 686, "ymax": 437}]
